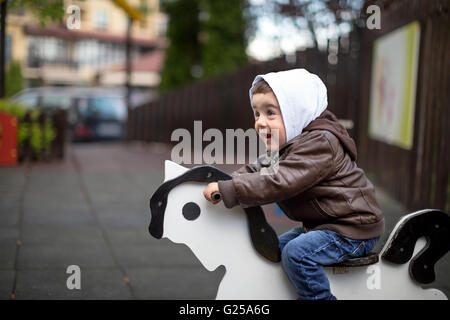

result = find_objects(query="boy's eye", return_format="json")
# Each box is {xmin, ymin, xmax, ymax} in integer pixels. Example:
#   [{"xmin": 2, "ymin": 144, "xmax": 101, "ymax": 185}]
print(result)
[{"xmin": 254, "ymin": 112, "xmax": 259, "ymax": 117}]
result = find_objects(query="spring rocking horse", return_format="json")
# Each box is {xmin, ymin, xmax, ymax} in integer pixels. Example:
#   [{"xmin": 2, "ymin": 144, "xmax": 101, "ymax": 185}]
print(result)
[{"xmin": 149, "ymin": 161, "xmax": 449, "ymax": 300}]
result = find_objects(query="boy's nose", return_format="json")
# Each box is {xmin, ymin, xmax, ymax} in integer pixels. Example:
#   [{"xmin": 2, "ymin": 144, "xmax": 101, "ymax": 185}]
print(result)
[{"xmin": 255, "ymin": 115, "xmax": 268, "ymax": 128}]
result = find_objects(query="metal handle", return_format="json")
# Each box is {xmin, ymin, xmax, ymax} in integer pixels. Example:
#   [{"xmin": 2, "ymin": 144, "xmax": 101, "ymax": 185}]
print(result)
[{"xmin": 212, "ymin": 191, "xmax": 222, "ymax": 201}]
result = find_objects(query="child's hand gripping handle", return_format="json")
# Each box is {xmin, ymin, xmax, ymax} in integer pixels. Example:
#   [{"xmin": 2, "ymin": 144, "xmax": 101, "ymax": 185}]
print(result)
[{"xmin": 211, "ymin": 192, "xmax": 222, "ymax": 201}]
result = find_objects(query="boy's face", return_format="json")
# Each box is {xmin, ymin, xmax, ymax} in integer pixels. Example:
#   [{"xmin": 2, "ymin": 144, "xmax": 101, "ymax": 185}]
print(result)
[{"xmin": 252, "ymin": 91, "xmax": 287, "ymax": 152}]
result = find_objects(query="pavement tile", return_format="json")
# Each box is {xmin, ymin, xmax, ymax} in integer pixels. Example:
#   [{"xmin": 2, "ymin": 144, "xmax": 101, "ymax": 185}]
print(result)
[
  {"xmin": 112, "ymin": 241, "xmax": 203, "ymax": 268},
  {"xmin": 0, "ymin": 192, "xmax": 22, "ymax": 205},
  {"xmin": 21, "ymin": 226, "xmax": 105, "ymax": 245},
  {"xmin": 105, "ymin": 227, "xmax": 154, "ymax": 245},
  {"xmin": 24, "ymin": 192, "xmax": 86, "ymax": 205},
  {"xmin": 0, "ymin": 227, "xmax": 20, "ymax": 242},
  {"xmin": 14, "ymin": 268, "xmax": 133, "ymax": 300},
  {"xmin": 22, "ymin": 208, "xmax": 96, "ymax": 227},
  {"xmin": 126, "ymin": 266, "xmax": 225, "ymax": 300},
  {"xmin": 0, "ymin": 270, "xmax": 15, "ymax": 299},
  {"xmin": 95, "ymin": 206, "xmax": 148, "ymax": 229},
  {"xmin": 0, "ymin": 242, "xmax": 16, "ymax": 270},
  {"xmin": 17, "ymin": 242, "xmax": 115, "ymax": 270},
  {"xmin": 0, "ymin": 206, "xmax": 20, "ymax": 226},
  {"xmin": 0, "ymin": 168, "xmax": 26, "ymax": 192},
  {"xmin": 126, "ymin": 171, "xmax": 164, "ymax": 193}
]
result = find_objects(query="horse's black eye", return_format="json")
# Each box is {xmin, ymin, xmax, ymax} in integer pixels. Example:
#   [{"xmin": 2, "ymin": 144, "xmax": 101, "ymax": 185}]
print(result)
[{"xmin": 182, "ymin": 202, "xmax": 201, "ymax": 221}]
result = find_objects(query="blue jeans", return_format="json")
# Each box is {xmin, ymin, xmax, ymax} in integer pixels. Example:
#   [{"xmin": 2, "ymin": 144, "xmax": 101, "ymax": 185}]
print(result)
[{"xmin": 279, "ymin": 228, "xmax": 379, "ymax": 300}]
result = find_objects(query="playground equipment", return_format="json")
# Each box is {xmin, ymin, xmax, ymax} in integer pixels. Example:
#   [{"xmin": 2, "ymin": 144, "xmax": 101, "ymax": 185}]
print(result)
[{"xmin": 149, "ymin": 161, "xmax": 449, "ymax": 300}]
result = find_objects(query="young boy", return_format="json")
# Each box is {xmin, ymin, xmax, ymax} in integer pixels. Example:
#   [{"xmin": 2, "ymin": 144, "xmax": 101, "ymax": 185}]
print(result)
[{"xmin": 203, "ymin": 68, "xmax": 384, "ymax": 300}]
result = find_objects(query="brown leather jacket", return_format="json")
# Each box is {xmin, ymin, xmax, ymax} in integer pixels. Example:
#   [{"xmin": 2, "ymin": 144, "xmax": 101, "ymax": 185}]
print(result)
[{"xmin": 218, "ymin": 112, "xmax": 384, "ymax": 240}]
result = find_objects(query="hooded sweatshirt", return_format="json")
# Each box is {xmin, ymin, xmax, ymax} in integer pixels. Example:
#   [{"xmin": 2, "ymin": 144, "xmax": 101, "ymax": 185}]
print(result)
[
  {"xmin": 250, "ymin": 68, "xmax": 328, "ymax": 143},
  {"xmin": 218, "ymin": 68, "xmax": 384, "ymax": 240}
]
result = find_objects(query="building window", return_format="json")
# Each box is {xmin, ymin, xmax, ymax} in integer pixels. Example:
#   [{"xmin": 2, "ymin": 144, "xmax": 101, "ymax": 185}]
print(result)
[
  {"xmin": 156, "ymin": 15, "xmax": 167, "ymax": 37},
  {"xmin": 96, "ymin": 11, "xmax": 108, "ymax": 30},
  {"xmin": 27, "ymin": 36, "xmax": 70, "ymax": 67}
]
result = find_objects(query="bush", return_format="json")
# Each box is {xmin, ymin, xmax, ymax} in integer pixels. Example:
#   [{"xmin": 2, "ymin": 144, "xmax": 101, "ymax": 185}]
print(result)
[
  {"xmin": 0, "ymin": 99, "xmax": 57, "ymax": 160},
  {"xmin": 5, "ymin": 60, "xmax": 24, "ymax": 98}
]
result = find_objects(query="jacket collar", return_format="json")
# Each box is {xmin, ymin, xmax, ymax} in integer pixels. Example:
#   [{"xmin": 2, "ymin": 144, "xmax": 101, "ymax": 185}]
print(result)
[{"xmin": 278, "ymin": 141, "xmax": 294, "ymax": 156}]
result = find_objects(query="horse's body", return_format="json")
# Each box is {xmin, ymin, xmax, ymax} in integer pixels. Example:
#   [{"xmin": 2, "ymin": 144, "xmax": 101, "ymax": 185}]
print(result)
[{"xmin": 149, "ymin": 161, "xmax": 448, "ymax": 300}]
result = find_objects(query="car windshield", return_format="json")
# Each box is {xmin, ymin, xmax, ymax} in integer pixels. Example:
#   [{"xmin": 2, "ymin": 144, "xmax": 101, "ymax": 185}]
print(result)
[
  {"xmin": 79, "ymin": 96, "xmax": 126, "ymax": 120},
  {"xmin": 12, "ymin": 92, "xmax": 38, "ymax": 109}
]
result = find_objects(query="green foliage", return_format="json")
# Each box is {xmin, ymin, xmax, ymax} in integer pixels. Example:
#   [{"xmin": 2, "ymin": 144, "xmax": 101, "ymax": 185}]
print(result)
[
  {"xmin": 0, "ymin": 99, "xmax": 26, "ymax": 118},
  {"xmin": 17, "ymin": 122, "xmax": 28, "ymax": 148},
  {"xmin": 160, "ymin": 0, "xmax": 251, "ymax": 92},
  {"xmin": 199, "ymin": 0, "xmax": 249, "ymax": 78},
  {"xmin": 0, "ymin": 99, "xmax": 57, "ymax": 159},
  {"xmin": 5, "ymin": 60, "xmax": 24, "ymax": 98},
  {"xmin": 160, "ymin": 0, "xmax": 202, "ymax": 93},
  {"xmin": 43, "ymin": 118, "xmax": 56, "ymax": 149},
  {"xmin": 29, "ymin": 122, "xmax": 43, "ymax": 153},
  {"xmin": 7, "ymin": 0, "xmax": 66, "ymax": 26}
]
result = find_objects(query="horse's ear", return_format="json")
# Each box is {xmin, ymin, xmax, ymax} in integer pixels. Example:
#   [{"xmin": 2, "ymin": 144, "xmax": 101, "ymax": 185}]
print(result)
[{"xmin": 164, "ymin": 160, "xmax": 189, "ymax": 182}]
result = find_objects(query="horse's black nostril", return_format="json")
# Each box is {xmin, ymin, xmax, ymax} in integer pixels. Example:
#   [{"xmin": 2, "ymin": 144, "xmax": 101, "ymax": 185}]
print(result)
[{"xmin": 182, "ymin": 202, "xmax": 201, "ymax": 221}]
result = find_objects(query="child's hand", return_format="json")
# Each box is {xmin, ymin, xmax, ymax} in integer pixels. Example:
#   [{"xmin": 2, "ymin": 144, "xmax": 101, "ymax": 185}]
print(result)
[{"xmin": 203, "ymin": 182, "xmax": 221, "ymax": 204}]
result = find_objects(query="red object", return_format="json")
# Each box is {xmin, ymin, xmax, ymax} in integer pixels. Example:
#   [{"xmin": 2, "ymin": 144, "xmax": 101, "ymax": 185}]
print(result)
[
  {"xmin": 75, "ymin": 124, "xmax": 93, "ymax": 139},
  {"xmin": 0, "ymin": 112, "xmax": 18, "ymax": 165}
]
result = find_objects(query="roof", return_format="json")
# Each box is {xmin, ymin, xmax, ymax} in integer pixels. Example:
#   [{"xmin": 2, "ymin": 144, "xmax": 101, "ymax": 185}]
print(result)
[
  {"xmin": 23, "ymin": 24, "xmax": 162, "ymax": 48},
  {"xmin": 107, "ymin": 50, "xmax": 164, "ymax": 72}
]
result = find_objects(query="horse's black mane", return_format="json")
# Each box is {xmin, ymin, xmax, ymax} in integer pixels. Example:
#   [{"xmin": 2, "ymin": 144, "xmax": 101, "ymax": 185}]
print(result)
[
  {"xmin": 382, "ymin": 209, "xmax": 450, "ymax": 284},
  {"xmin": 149, "ymin": 165, "xmax": 281, "ymax": 262}
]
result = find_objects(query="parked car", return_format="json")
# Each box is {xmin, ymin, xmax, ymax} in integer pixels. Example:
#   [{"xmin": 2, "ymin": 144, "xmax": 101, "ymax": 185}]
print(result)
[
  {"xmin": 68, "ymin": 94, "xmax": 127, "ymax": 141},
  {"xmin": 11, "ymin": 87, "xmax": 72, "ymax": 111},
  {"xmin": 11, "ymin": 87, "xmax": 154, "ymax": 141}
]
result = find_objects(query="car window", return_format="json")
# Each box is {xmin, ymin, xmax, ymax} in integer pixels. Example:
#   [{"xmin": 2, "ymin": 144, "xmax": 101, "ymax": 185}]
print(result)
[
  {"xmin": 86, "ymin": 97, "xmax": 127, "ymax": 120},
  {"xmin": 13, "ymin": 92, "xmax": 38, "ymax": 109},
  {"xmin": 40, "ymin": 94, "xmax": 72, "ymax": 111}
]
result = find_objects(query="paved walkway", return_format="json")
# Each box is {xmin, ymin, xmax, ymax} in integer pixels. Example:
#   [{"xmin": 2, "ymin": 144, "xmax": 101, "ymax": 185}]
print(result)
[{"xmin": 0, "ymin": 142, "xmax": 448, "ymax": 299}]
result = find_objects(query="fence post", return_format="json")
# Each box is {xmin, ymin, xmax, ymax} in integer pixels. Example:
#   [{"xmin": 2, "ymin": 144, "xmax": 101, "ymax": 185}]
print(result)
[{"xmin": 52, "ymin": 109, "xmax": 66, "ymax": 159}]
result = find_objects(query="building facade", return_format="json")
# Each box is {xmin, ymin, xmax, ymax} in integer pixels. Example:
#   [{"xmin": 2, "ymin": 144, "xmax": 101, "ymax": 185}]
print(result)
[{"xmin": 5, "ymin": 0, "xmax": 166, "ymax": 89}]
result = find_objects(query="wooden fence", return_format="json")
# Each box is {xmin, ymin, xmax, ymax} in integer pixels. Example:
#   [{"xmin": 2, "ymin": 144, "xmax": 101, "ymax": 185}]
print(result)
[
  {"xmin": 127, "ymin": 36, "xmax": 362, "ymax": 142},
  {"xmin": 127, "ymin": 0, "xmax": 449, "ymax": 212},
  {"xmin": 357, "ymin": 0, "xmax": 449, "ymax": 212}
]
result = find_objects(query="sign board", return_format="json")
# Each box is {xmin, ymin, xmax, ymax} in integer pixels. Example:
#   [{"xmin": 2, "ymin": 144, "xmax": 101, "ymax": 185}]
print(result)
[{"xmin": 368, "ymin": 21, "xmax": 421, "ymax": 149}]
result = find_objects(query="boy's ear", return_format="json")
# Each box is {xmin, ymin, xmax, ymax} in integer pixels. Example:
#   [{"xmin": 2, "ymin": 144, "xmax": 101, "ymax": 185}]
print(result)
[{"xmin": 164, "ymin": 160, "xmax": 189, "ymax": 182}]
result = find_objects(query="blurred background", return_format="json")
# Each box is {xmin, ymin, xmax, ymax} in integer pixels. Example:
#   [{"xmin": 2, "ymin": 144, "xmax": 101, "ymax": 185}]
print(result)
[{"xmin": 0, "ymin": 0, "xmax": 449, "ymax": 300}]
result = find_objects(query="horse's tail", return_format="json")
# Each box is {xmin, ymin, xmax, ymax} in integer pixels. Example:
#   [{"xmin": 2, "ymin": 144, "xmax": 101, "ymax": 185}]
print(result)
[{"xmin": 381, "ymin": 209, "xmax": 450, "ymax": 284}]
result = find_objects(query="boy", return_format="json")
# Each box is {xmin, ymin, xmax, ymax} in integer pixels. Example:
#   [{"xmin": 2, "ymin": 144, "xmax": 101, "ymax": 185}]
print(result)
[{"xmin": 203, "ymin": 68, "xmax": 384, "ymax": 300}]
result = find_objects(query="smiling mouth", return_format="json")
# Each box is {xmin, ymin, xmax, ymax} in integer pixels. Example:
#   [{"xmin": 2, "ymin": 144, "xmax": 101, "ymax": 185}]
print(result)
[
  {"xmin": 260, "ymin": 132, "xmax": 271, "ymax": 140},
  {"xmin": 259, "ymin": 130, "xmax": 276, "ymax": 143}
]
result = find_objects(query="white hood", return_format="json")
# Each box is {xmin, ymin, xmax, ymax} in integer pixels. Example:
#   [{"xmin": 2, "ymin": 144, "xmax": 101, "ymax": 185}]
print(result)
[{"xmin": 249, "ymin": 68, "xmax": 328, "ymax": 143}]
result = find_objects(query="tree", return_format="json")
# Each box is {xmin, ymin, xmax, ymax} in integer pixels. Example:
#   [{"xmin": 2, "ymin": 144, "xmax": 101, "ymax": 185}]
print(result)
[
  {"xmin": 159, "ymin": 0, "xmax": 252, "ymax": 92},
  {"xmin": 256, "ymin": 0, "xmax": 366, "ymax": 50},
  {"xmin": 199, "ymin": 0, "xmax": 250, "ymax": 79},
  {"xmin": 159, "ymin": 0, "xmax": 202, "ymax": 93},
  {"xmin": 7, "ymin": 0, "xmax": 65, "ymax": 25},
  {"xmin": 5, "ymin": 60, "xmax": 23, "ymax": 97}
]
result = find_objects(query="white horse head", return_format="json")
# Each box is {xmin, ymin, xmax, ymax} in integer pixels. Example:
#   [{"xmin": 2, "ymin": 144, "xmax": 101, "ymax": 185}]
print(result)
[{"xmin": 149, "ymin": 161, "xmax": 296, "ymax": 299}]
